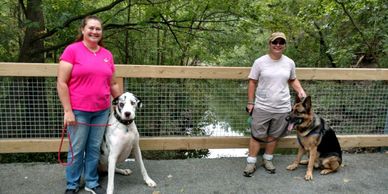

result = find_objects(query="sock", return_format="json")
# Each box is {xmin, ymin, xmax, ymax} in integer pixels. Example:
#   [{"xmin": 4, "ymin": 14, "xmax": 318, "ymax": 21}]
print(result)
[
  {"xmin": 263, "ymin": 153, "xmax": 273, "ymax": 161},
  {"xmin": 247, "ymin": 156, "xmax": 257, "ymax": 164}
]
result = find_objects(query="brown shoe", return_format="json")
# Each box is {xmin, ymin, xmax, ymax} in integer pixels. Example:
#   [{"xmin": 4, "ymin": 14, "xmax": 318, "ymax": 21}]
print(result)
[
  {"xmin": 262, "ymin": 159, "xmax": 276, "ymax": 174},
  {"xmin": 243, "ymin": 163, "xmax": 256, "ymax": 177}
]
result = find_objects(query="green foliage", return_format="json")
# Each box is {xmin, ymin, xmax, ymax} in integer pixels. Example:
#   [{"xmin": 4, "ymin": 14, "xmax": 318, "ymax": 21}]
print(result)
[
  {"xmin": 0, "ymin": 0, "xmax": 386, "ymax": 66},
  {"xmin": 0, "ymin": 1, "xmax": 20, "ymax": 61}
]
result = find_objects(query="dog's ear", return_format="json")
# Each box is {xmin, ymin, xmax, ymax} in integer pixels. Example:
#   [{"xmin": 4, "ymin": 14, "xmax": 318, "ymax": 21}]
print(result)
[
  {"xmin": 135, "ymin": 96, "xmax": 143, "ymax": 109},
  {"xmin": 302, "ymin": 96, "xmax": 312, "ymax": 113},
  {"xmin": 112, "ymin": 96, "xmax": 120, "ymax": 106}
]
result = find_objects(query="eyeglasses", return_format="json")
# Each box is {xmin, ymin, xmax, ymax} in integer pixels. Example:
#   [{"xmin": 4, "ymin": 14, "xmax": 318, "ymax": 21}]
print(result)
[{"xmin": 271, "ymin": 40, "xmax": 286, "ymax": 45}]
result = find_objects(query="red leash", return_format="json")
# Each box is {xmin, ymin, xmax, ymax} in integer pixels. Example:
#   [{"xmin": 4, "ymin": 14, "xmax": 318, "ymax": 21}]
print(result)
[
  {"xmin": 58, "ymin": 122, "xmax": 111, "ymax": 167},
  {"xmin": 58, "ymin": 123, "xmax": 74, "ymax": 167}
]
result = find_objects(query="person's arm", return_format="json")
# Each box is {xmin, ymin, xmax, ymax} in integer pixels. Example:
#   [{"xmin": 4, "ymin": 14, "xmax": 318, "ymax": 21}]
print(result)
[
  {"xmin": 57, "ymin": 60, "xmax": 75, "ymax": 126},
  {"xmin": 247, "ymin": 79, "xmax": 258, "ymax": 113},
  {"xmin": 110, "ymin": 73, "xmax": 122, "ymax": 99},
  {"xmin": 289, "ymin": 78, "xmax": 306, "ymax": 98}
]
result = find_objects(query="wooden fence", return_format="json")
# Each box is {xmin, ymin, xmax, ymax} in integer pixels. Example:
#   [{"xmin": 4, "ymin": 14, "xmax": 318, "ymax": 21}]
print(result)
[{"xmin": 0, "ymin": 62, "xmax": 388, "ymax": 153}]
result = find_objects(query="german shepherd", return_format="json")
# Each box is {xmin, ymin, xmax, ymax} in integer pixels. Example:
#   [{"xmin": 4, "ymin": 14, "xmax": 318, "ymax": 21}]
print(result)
[{"xmin": 286, "ymin": 96, "xmax": 342, "ymax": 181}]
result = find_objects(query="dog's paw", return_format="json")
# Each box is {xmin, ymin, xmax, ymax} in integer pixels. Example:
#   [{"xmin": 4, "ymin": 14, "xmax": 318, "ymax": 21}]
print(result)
[
  {"xmin": 116, "ymin": 168, "xmax": 132, "ymax": 176},
  {"xmin": 299, "ymin": 159, "xmax": 309, "ymax": 165},
  {"xmin": 286, "ymin": 163, "xmax": 298, "ymax": 171},
  {"xmin": 304, "ymin": 172, "xmax": 314, "ymax": 181},
  {"xmin": 145, "ymin": 178, "xmax": 157, "ymax": 187},
  {"xmin": 320, "ymin": 169, "xmax": 333, "ymax": 175}
]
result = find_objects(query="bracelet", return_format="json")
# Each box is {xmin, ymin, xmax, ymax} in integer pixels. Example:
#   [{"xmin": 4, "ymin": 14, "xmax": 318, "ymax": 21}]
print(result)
[{"xmin": 247, "ymin": 102, "xmax": 255, "ymax": 105}]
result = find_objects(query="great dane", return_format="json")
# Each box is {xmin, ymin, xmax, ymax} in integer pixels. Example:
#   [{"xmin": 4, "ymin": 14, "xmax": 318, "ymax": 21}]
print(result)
[{"xmin": 99, "ymin": 92, "xmax": 156, "ymax": 194}]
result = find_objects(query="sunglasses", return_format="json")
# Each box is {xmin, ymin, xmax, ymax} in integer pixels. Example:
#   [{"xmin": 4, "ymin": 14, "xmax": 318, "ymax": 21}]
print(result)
[{"xmin": 271, "ymin": 40, "xmax": 286, "ymax": 45}]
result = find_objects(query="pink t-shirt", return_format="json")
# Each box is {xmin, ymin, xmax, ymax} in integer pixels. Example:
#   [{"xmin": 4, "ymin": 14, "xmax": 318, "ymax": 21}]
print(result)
[{"xmin": 60, "ymin": 41, "xmax": 115, "ymax": 112}]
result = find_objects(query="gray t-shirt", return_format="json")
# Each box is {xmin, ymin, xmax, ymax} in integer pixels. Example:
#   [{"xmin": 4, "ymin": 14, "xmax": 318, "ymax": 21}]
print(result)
[{"xmin": 248, "ymin": 54, "xmax": 296, "ymax": 113}]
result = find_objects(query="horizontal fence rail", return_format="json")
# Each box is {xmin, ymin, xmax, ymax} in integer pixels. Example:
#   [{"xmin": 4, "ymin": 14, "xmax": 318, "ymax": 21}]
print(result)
[
  {"xmin": 1, "ymin": 62, "xmax": 388, "ymax": 80},
  {"xmin": 2, "ymin": 135, "xmax": 388, "ymax": 153},
  {"xmin": 0, "ymin": 62, "xmax": 388, "ymax": 153}
]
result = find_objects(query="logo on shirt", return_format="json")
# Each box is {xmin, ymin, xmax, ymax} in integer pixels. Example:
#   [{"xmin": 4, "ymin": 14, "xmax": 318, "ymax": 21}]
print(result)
[{"xmin": 104, "ymin": 58, "xmax": 109, "ymax": 63}]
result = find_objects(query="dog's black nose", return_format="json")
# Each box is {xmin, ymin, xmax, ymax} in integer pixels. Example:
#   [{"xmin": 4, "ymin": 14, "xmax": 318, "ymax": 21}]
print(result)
[{"xmin": 124, "ymin": 112, "xmax": 131, "ymax": 117}]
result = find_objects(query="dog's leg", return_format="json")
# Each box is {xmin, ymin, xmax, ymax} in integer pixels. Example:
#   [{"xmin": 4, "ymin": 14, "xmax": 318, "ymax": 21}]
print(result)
[
  {"xmin": 300, "ymin": 153, "xmax": 320, "ymax": 167},
  {"xmin": 287, "ymin": 146, "xmax": 305, "ymax": 171},
  {"xmin": 114, "ymin": 156, "xmax": 133, "ymax": 176},
  {"xmin": 313, "ymin": 153, "xmax": 321, "ymax": 168},
  {"xmin": 107, "ymin": 154, "xmax": 118, "ymax": 194},
  {"xmin": 320, "ymin": 156, "xmax": 340, "ymax": 175},
  {"xmin": 299, "ymin": 159, "xmax": 309, "ymax": 165},
  {"xmin": 320, "ymin": 167, "xmax": 336, "ymax": 175},
  {"xmin": 305, "ymin": 147, "xmax": 317, "ymax": 181},
  {"xmin": 115, "ymin": 167, "xmax": 133, "ymax": 175},
  {"xmin": 133, "ymin": 142, "xmax": 157, "ymax": 187}
]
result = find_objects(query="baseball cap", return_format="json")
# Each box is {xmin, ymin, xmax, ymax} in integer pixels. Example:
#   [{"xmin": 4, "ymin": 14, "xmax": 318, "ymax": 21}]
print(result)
[{"xmin": 269, "ymin": 32, "xmax": 287, "ymax": 42}]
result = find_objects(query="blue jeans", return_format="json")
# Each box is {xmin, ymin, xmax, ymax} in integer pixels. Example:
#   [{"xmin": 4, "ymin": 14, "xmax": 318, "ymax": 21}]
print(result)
[{"xmin": 66, "ymin": 108, "xmax": 109, "ymax": 190}]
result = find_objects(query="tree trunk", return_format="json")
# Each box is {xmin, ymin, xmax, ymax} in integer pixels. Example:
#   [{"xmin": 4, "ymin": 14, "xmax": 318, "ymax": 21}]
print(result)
[
  {"xmin": 313, "ymin": 21, "xmax": 336, "ymax": 68},
  {"xmin": 18, "ymin": 0, "xmax": 45, "ymax": 62},
  {"xmin": 6, "ymin": 0, "xmax": 51, "ymax": 136}
]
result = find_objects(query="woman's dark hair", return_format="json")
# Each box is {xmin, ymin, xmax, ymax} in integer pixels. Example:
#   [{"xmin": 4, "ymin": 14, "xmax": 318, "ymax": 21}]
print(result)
[{"xmin": 75, "ymin": 15, "xmax": 104, "ymax": 46}]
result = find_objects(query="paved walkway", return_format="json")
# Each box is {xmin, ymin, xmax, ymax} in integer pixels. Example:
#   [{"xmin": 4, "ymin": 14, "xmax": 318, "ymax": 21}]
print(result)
[{"xmin": 1, "ymin": 153, "xmax": 387, "ymax": 194}]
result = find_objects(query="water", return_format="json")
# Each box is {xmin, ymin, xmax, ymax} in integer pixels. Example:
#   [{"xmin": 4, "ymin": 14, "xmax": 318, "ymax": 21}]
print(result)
[{"xmin": 203, "ymin": 122, "xmax": 248, "ymax": 158}]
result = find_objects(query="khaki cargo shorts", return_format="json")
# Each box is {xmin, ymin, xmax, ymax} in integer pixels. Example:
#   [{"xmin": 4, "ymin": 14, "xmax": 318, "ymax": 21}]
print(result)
[{"xmin": 250, "ymin": 108, "xmax": 289, "ymax": 139}]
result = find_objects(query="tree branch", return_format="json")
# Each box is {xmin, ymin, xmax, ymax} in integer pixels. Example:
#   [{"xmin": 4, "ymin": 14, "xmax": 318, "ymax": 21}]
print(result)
[
  {"xmin": 334, "ymin": 0, "xmax": 378, "ymax": 65},
  {"xmin": 313, "ymin": 21, "xmax": 336, "ymax": 68},
  {"xmin": 18, "ymin": 0, "xmax": 27, "ymax": 16},
  {"xmin": 334, "ymin": 0, "xmax": 372, "ymax": 51},
  {"xmin": 159, "ymin": 13, "xmax": 182, "ymax": 50},
  {"xmin": 32, "ymin": 0, "xmax": 125, "ymax": 43}
]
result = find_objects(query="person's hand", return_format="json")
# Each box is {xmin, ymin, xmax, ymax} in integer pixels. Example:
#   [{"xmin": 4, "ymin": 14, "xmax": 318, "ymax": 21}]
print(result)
[
  {"xmin": 64, "ymin": 111, "xmax": 76, "ymax": 127},
  {"xmin": 246, "ymin": 103, "xmax": 254, "ymax": 115},
  {"xmin": 298, "ymin": 90, "xmax": 307, "ymax": 99}
]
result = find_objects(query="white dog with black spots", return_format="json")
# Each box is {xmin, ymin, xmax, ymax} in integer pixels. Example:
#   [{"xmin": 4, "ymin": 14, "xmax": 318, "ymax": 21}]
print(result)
[{"xmin": 99, "ymin": 92, "xmax": 156, "ymax": 194}]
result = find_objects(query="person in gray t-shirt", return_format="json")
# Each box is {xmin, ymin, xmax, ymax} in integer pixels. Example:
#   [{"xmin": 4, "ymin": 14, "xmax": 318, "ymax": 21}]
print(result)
[{"xmin": 243, "ymin": 32, "xmax": 306, "ymax": 177}]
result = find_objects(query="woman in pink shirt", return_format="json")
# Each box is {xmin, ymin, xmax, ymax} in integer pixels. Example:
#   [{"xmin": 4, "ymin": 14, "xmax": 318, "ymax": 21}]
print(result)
[{"xmin": 57, "ymin": 15, "xmax": 121, "ymax": 194}]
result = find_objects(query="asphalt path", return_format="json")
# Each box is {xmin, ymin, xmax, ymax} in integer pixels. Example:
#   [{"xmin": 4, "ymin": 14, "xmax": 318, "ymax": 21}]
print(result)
[{"xmin": 1, "ymin": 153, "xmax": 387, "ymax": 194}]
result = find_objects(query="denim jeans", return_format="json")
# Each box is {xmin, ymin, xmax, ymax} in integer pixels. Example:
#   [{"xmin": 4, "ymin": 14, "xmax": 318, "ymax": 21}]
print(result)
[{"xmin": 66, "ymin": 108, "xmax": 109, "ymax": 190}]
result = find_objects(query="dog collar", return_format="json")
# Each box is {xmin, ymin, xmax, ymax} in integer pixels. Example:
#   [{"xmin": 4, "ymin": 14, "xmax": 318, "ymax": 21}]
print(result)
[
  {"xmin": 114, "ymin": 111, "xmax": 134, "ymax": 125},
  {"xmin": 299, "ymin": 115, "xmax": 320, "ymax": 137}
]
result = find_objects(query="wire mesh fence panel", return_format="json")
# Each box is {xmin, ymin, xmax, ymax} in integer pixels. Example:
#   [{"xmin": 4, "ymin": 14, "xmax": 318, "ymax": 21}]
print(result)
[
  {"xmin": 0, "ymin": 77, "xmax": 387, "ymax": 139},
  {"xmin": 125, "ymin": 79, "xmax": 248, "ymax": 137},
  {"xmin": 296, "ymin": 81, "xmax": 387, "ymax": 135},
  {"xmin": 125, "ymin": 79, "xmax": 388, "ymax": 136},
  {"xmin": 0, "ymin": 77, "xmax": 63, "ymax": 138}
]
